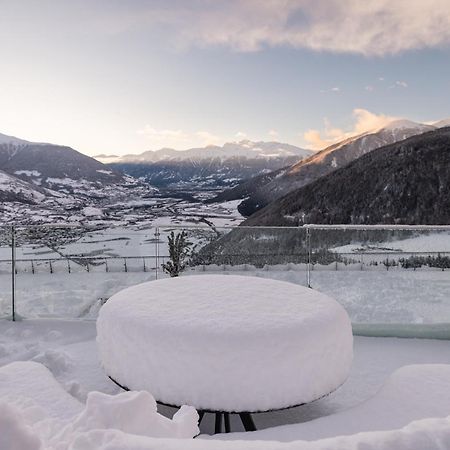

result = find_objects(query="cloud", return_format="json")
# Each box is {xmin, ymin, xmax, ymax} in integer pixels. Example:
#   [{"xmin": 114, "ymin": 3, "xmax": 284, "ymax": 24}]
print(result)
[
  {"xmin": 235, "ymin": 131, "xmax": 248, "ymax": 139},
  {"xmin": 195, "ymin": 131, "xmax": 221, "ymax": 145},
  {"xmin": 268, "ymin": 129, "xmax": 279, "ymax": 138},
  {"xmin": 303, "ymin": 109, "xmax": 399, "ymax": 150},
  {"xmin": 388, "ymin": 80, "xmax": 408, "ymax": 89},
  {"xmin": 320, "ymin": 86, "xmax": 341, "ymax": 93},
  {"xmin": 137, "ymin": 126, "xmax": 189, "ymax": 143},
  {"xmin": 105, "ymin": 0, "xmax": 450, "ymax": 56},
  {"xmin": 137, "ymin": 126, "xmax": 221, "ymax": 149}
]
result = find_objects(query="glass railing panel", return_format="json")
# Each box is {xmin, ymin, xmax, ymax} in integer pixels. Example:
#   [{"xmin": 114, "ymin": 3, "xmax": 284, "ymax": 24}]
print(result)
[
  {"xmin": 308, "ymin": 225, "xmax": 450, "ymax": 329},
  {"xmin": 178, "ymin": 225, "xmax": 310, "ymax": 286},
  {"xmin": 13, "ymin": 226, "xmax": 159, "ymax": 319},
  {"xmin": 4, "ymin": 222, "xmax": 450, "ymax": 338}
]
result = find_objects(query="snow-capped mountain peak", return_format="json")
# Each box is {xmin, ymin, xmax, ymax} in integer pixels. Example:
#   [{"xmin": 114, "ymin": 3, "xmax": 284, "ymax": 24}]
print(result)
[
  {"xmin": 96, "ymin": 140, "xmax": 313, "ymax": 164},
  {"xmin": 380, "ymin": 119, "xmax": 433, "ymax": 133},
  {"xmin": 0, "ymin": 132, "xmax": 30, "ymax": 146},
  {"xmin": 433, "ymin": 118, "xmax": 450, "ymax": 128}
]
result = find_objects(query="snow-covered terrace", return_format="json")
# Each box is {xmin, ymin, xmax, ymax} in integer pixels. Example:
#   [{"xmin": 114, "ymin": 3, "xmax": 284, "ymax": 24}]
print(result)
[{"xmin": 0, "ymin": 224, "xmax": 449, "ymax": 449}]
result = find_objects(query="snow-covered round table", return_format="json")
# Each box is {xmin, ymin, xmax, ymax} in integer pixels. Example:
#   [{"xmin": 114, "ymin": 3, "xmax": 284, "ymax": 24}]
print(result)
[{"xmin": 97, "ymin": 275, "xmax": 353, "ymax": 432}]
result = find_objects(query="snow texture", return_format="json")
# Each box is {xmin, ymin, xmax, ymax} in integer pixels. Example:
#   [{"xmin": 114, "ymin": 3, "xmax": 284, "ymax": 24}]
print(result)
[
  {"xmin": 68, "ymin": 391, "xmax": 198, "ymax": 439},
  {"xmin": 0, "ymin": 361, "xmax": 83, "ymax": 422},
  {"xmin": 2, "ymin": 320, "xmax": 450, "ymax": 448},
  {"xmin": 209, "ymin": 364, "xmax": 450, "ymax": 442},
  {"xmin": 56, "ymin": 416, "xmax": 450, "ymax": 449},
  {"xmin": 0, "ymin": 361, "xmax": 199, "ymax": 449},
  {"xmin": 0, "ymin": 403, "xmax": 42, "ymax": 450},
  {"xmin": 82, "ymin": 206, "xmax": 103, "ymax": 217},
  {"xmin": 14, "ymin": 170, "xmax": 41, "ymax": 177},
  {"xmin": 97, "ymin": 275, "xmax": 353, "ymax": 412}
]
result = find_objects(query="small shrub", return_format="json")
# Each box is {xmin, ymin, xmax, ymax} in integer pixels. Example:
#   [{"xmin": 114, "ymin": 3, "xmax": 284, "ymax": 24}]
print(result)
[{"xmin": 161, "ymin": 231, "xmax": 193, "ymax": 277}]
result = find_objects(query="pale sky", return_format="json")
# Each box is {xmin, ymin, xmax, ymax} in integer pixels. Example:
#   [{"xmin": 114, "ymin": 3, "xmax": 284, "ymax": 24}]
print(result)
[{"xmin": 1, "ymin": 0, "xmax": 450, "ymax": 156}]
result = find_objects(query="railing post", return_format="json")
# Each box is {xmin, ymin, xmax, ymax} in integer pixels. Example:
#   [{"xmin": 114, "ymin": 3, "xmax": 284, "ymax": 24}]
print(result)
[
  {"xmin": 11, "ymin": 225, "xmax": 16, "ymax": 321},
  {"xmin": 306, "ymin": 225, "xmax": 312, "ymax": 288},
  {"xmin": 155, "ymin": 227, "xmax": 160, "ymax": 280}
]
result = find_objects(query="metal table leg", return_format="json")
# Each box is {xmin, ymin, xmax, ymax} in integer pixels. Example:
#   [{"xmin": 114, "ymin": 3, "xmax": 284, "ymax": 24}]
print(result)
[
  {"xmin": 224, "ymin": 412, "xmax": 231, "ymax": 433},
  {"xmin": 239, "ymin": 413, "xmax": 256, "ymax": 432},
  {"xmin": 215, "ymin": 412, "xmax": 223, "ymax": 434}
]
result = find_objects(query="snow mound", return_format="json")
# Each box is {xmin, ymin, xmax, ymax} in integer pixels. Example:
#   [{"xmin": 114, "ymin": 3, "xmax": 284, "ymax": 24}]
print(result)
[
  {"xmin": 97, "ymin": 275, "xmax": 353, "ymax": 412},
  {"xmin": 0, "ymin": 361, "xmax": 199, "ymax": 448},
  {"xmin": 69, "ymin": 391, "xmax": 198, "ymax": 439},
  {"xmin": 0, "ymin": 402, "xmax": 42, "ymax": 450},
  {"xmin": 32, "ymin": 349, "xmax": 73, "ymax": 375},
  {"xmin": 0, "ymin": 361, "xmax": 83, "ymax": 422}
]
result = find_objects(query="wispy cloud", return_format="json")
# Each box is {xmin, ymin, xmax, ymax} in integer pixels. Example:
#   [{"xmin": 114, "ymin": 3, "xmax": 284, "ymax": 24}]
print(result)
[
  {"xmin": 388, "ymin": 80, "xmax": 408, "ymax": 89},
  {"xmin": 395, "ymin": 80, "xmax": 408, "ymax": 88},
  {"xmin": 303, "ymin": 109, "xmax": 399, "ymax": 150},
  {"xmin": 103, "ymin": 0, "xmax": 450, "ymax": 56},
  {"xmin": 320, "ymin": 86, "xmax": 341, "ymax": 93},
  {"xmin": 195, "ymin": 131, "xmax": 222, "ymax": 146}
]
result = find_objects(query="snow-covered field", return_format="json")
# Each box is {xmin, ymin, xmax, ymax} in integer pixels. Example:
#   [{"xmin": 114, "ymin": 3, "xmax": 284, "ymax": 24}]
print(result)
[{"xmin": 1, "ymin": 319, "xmax": 450, "ymax": 448}]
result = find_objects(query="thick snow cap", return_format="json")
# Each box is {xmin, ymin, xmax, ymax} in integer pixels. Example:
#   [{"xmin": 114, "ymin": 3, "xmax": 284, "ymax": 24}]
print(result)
[{"xmin": 97, "ymin": 275, "xmax": 353, "ymax": 412}]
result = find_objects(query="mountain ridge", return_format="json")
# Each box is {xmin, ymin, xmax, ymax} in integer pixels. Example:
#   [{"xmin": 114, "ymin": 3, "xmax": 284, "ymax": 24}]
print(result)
[
  {"xmin": 95, "ymin": 140, "xmax": 313, "ymax": 163},
  {"xmin": 243, "ymin": 127, "xmax": 450, "ymax": 226},
  {"xmin": 212, "ymin": 120, "xmax": 436, "ymax": 216},
  {"xmin": 105, "ymin": 140, "xmax": 313, "ymax": 190}
]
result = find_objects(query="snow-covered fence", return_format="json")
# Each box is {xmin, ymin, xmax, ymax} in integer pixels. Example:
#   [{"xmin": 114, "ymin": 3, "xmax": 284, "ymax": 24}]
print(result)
[{"xmin": 1, "ymin": 255, "xmax": 159, "ymax": 275}]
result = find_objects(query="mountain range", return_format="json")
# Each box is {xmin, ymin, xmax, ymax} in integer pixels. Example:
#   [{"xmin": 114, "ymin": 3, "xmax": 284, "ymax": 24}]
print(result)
[
  {"xmin": 213, "ymin": 120, "xmax": 441, "ymax": 216},
  {"xmin": 0, "ymin": 132, "xmax": 126, "ymax": 204},
  {"xmin": 243, "ymin": 126, "xmax": 450, "ymax": 226},
  {"xmin": 96, "ymin": 140, "xmax": 312, "ymax": 163},
  {"xmin": 98, "ymin": 141, "xmax": 313, "ymax": 189},
  {"xmin": 2, "ymin": 115, "xmax": 450, "ymax": 228}
]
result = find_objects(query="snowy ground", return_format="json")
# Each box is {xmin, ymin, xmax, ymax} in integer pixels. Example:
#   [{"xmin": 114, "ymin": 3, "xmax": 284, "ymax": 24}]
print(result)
[
  {"xmin": 332, "ymin": 230, "xmax": 450, "ymax": 254},
  {"xmin": 0, "ymin": 319, "xmax": 449, "ymax": 438}
]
